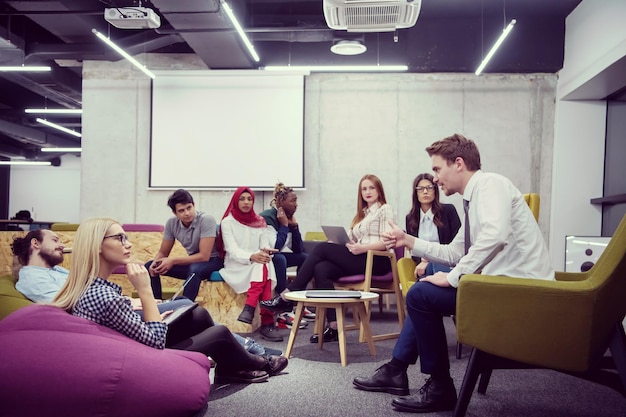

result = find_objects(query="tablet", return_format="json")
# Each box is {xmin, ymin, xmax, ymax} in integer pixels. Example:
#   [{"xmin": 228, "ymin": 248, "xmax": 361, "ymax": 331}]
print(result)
[
  {"xmin": 321, "ymin": 226, "xmax": 351, "ymax": 245},
  {"xmin": 162, "ymin": 302, "xmax": 199, "ymax": 325},
  {"xmin": 305, "ymin": 290, "xmax": 362, "ymax": 299},
  {"xmin": 168, "ymin": 272, "xmax": 196, "ymax": 301}
]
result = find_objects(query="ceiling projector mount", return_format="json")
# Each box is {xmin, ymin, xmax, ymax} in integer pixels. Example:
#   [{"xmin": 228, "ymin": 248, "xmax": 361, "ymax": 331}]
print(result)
[{"xmin": 104, "ymin": 7, "xmax": 161, "ymax": 29}]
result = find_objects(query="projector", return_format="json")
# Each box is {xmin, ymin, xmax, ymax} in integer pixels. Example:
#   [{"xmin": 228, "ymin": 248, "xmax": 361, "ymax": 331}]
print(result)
[{"xmin": 104, "ymin": 7, "xmax": 161, "ymax": 29}]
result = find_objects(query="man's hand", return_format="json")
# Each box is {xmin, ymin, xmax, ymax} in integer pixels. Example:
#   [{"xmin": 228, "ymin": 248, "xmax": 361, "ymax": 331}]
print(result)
[
  {"xmin": 288, "ymin": 214, "xmax": 298, "ymax": 227},
  {"xmin": 151, "ymin": 257, "xmax": 174, "ymax": 275},
  {"xmin": 414, "ymin": 260, "xmax": 428, "ymax": 278},
  {"xmin": 277, "ymin": 207, "xmax": 289, "ymax": 227},
  {"xmin": 382, "ymin": 221, "xmax": 408, "ymax": 249},
  {"xmin": 419, "ymin": 271, "xmax": 451, "ymax": 287}
]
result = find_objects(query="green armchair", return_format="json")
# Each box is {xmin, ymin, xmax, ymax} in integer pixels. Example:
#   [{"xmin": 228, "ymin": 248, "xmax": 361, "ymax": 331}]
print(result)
[
  {"xmin": 0, "ymin": 274, "xmax": 33, "ymax": 320},
  {"xmin": 453, "ymin": 214, "xmax": 626, "ymax": 417}
]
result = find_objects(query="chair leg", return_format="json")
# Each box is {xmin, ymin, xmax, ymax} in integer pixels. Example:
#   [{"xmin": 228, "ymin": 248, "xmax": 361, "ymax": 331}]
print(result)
[
  {"xmin": 477, "ymin": 369, "xmax": 493, "ymax": 394},
  {"xmin": 609, "ymin": 322, "xmax": 626, "ymax": 392},
  {"xmin": 456, "ymin": 342, "xmax": 463, "ymax": 359},
  {"xmin": 454, "ymin": 348, "xmax": 488, "ymax": 417}
]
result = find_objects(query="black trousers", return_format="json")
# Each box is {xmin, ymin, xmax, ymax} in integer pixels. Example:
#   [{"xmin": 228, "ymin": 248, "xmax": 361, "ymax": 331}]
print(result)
[
  {"xmin": 287, "ymin": 242, "xmax": 390, "ymax": 322},
  {"xmin": 166, "ymin": 307, "xmax": 264, "ymax": 374}
]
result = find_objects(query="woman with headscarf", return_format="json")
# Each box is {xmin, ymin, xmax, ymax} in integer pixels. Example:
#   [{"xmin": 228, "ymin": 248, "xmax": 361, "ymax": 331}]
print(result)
[{"xmin": 217, "ymin": 187, "xmax": 282, "ymax": 342}]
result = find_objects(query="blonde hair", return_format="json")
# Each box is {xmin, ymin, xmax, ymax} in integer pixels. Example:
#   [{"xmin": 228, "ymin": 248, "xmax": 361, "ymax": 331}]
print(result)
[
  {"xmin": 270, "ymin": 182, "xmax": 294, "ymax": 208},
  {"xmin": 351, "ymin": 174, "xmax": 387, "ymax": 228},
  {"xmin": 52, "ymin": 217, "xmax": 119, "ymax": 312}
]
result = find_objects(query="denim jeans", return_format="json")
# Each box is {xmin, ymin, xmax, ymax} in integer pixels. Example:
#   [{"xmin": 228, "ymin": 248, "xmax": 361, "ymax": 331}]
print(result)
[
  {"xmin": 146, "ymin": 256, "xmax": 224, "ymax": 300},
  {"xmin": 272, "ymin": 252, "xmax": 308, "ymax": 294}
]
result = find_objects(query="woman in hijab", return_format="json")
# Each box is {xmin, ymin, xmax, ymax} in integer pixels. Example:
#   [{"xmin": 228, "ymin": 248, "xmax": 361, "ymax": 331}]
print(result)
[{"xmin": 217, "ymin": 187, "xmax": 282, "ymax": 342}]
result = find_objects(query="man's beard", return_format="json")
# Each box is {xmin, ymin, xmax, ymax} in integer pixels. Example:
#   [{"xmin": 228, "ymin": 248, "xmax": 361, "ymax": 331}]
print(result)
[{"xmin": 40, "ymin": 249, "xmax": 64, "ymax": 267}]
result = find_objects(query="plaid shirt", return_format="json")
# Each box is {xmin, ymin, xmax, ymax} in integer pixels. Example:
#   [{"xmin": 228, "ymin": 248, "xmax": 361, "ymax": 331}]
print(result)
[
  {"xmin": 73, "ymin": 277, "xmax": 167, "ymax": 349},
  {"xmin": 350, "ymin": 202, "xmax": 395, "ymax": 245}
]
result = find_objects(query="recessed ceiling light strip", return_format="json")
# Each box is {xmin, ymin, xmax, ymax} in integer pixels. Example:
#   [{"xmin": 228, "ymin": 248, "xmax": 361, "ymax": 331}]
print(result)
[
  {"xmin": 475, "ymin": 19, "xmax": 516, "ymax": 75},
  {"xmin": 41, "ymin": 147, "xmax": 82, "ymax": 152},
  {"xmin": 0, "ymin": 66, "xmax": 51, "ymax": 72},
  {"xmin": 92, "ymin": 28, "xmax": 156, "ymax": 79},
  {"xmin": 0, "ymin": 161, "xmax": 51, "ymax": 166},
  {"xmin": 264, "ymin": 65, "xmax": 408, "ymax": 72},
  {"xmin": 220, "ymin": 0, "xmax": 260, "ymax": 63},
  {"xmin": 26, "ymin": 108, "xmax": 83, "ymax": 115},
  {"xmin": 36, "ymin": 118, "xmax": 82, "ymax": 138}
]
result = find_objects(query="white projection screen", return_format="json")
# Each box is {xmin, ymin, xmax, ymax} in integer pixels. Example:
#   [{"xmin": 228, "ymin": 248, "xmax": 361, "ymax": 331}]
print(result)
[{"xmin": 150, "ymin": 71, "xmax": 305, "ymax": 189}]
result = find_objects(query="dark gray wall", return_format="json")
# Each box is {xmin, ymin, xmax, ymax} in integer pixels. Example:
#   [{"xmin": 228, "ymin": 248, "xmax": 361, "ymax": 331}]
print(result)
[{"xmin": 602, "ymin": 96, "xmax": 626, "ymax": 235}]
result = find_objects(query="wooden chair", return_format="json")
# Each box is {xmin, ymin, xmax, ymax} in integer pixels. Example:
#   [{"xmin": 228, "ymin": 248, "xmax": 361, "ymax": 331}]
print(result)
[
  {"xmin": 333, "ymin": 246, "xmax": 405, "ymax": 341},
  {"xmin": 453, "ymin": 214, "xmax": 626, "ymax": 417}
]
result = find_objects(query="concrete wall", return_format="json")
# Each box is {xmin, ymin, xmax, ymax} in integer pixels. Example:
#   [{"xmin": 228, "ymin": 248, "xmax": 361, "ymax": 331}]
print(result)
[{"xmin": 79, "ymin": 56, "xmax": 555, "ymax": 247}]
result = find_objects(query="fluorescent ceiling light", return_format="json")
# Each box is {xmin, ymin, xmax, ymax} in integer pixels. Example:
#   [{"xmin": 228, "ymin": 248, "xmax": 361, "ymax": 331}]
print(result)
[
  {"xmin": 92, "ymin": 28, "xmax": 156, "ymax": 79},
  {"xmin": 36, "ymin": 118, "xmax": 82, "ymax": 138},
  {"xmin": 0, "ymin": 160, "xmax": 51, "ymax": 166},
  {"xmin": 264, "ymin": 65, "xmax": 408, "ymax": 72},
  {"xmin": 41, "ymin": 147, "xmax": 82, "ymax": 152},
  {"xmin": 220, "ymin": 0, "xmax": 260, "ymax": 62},
  {"xmin": 475, "ymin": 19, "xmax": 517, "ymax": 75},
  {"xmin": 26, "ymin": 108, "xmax": 83, "ymax": 115},
  {"xmin": 0, "ymin": 66, "xmax": 51, "ymax": 72}
]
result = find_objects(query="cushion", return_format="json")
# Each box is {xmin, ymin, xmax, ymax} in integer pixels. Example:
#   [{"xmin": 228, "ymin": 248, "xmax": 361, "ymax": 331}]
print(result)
[
  {"xmin": 336, "ymin": 271, "xmax": 394, "ymax": 284},
  {"xmin": 0, "ymin": 274, "xmax": 33, "ymax": 320},
  {"xmin": 0, "ymin": 305, "xmax": 211, "ymax": 417}
]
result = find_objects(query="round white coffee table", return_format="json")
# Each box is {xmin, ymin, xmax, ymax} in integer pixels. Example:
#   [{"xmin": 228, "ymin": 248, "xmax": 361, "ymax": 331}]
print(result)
[{"xmin": 283, "ymin": 290, "xmax": 378, "ymax": 366}]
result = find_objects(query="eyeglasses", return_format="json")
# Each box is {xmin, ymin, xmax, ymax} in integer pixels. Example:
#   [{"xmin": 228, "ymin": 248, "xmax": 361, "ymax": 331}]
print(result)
[
  {"xmin": 103, "ymin": 233, "xmax": 130, "ymax": 245},
  {"xmin": 416, "ymin": 185, "xmax": 435, "ymax": 192}
]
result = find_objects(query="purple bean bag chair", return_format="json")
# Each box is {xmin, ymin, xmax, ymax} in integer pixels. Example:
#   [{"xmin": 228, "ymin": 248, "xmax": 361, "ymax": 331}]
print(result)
[{"xmin": 0, "ymin": 305, "xmax": 211, "ymax": 417}]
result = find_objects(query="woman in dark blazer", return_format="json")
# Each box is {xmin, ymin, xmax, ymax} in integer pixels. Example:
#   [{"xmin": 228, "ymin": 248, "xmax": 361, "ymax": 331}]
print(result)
[{"xmin": 405, "ymin": 173, "xmax": 461, "ymax": 277}]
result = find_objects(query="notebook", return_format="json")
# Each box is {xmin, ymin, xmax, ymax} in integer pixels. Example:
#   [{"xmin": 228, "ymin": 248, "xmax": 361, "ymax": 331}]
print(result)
[
  {"xmin": 321, "ymin": 226, "xmax": 351, "ymax": 245},
  {"xmin": 162, "ymin": 302, "xmax": 199, "ymax": 325},
  {"xmin": 305, "ymin": 290, "xmax": 362, "ymax": 299}
]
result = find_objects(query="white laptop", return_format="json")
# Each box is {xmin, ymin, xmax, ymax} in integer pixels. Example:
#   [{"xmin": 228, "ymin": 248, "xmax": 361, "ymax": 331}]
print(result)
[{"xmin": 321, "ymin": 225, "xmax": 351, "ymax": 245}]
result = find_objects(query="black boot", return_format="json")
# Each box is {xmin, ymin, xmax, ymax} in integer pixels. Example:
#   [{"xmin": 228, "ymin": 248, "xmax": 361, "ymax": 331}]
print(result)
[
  {"xmin": 238, "ymin": 304, "xmax": 255, "ymax": 324},
  {"xmin": 391, "ymin": 376, "xmax": 457, "ymax": 413},
  {"xmin": 353, "ymin": 363, "xmax": 409, "ymax": 396},
  {"xmin": 309, "ymin": 327, "xmax": 339, "ymax": 343}
]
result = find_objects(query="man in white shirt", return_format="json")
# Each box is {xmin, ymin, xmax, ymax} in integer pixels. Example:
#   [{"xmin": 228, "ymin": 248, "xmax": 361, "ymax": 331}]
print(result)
[{"xmin": 355, "ymin": 134, "xmax": 554, "ymax": 413}]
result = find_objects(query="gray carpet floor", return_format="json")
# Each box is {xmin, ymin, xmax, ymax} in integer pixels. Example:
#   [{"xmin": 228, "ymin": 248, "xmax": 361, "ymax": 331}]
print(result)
[{"xmin": 202, "ymin": 308, "xmax": 626, "ymax": 417}]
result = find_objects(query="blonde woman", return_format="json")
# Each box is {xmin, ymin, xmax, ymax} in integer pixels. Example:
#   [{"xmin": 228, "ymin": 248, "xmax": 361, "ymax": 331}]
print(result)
[
  {"xmin": 52, "ymin": 217, "xmax": 287, "ymax": 384},
  {"xmin": 262, "ymin": 174, "xmax": 395, "ymax": 342}
]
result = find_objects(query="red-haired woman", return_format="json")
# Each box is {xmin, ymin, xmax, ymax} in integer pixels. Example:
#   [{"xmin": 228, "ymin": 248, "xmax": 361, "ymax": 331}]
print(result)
[{"xmin": 261, "ymin": 174, "xmax": 396, "ymax": 343}]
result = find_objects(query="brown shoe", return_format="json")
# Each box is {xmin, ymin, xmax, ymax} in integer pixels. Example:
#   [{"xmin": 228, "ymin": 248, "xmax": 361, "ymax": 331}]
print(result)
[{"xmin": 214, "ymin": 369, "xmax": 269, "ymax": 384}]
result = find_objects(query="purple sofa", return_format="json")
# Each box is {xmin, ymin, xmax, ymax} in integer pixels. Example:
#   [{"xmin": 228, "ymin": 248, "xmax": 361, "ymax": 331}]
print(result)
[{"xmin": 0, "ymin": 305, "xmax": 211, "ymax": 417}]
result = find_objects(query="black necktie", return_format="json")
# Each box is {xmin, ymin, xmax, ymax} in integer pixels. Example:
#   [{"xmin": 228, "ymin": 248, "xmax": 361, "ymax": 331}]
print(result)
[{"xmin": 463, "ymin": 199, "xmax": 470, "ymax": 255}]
